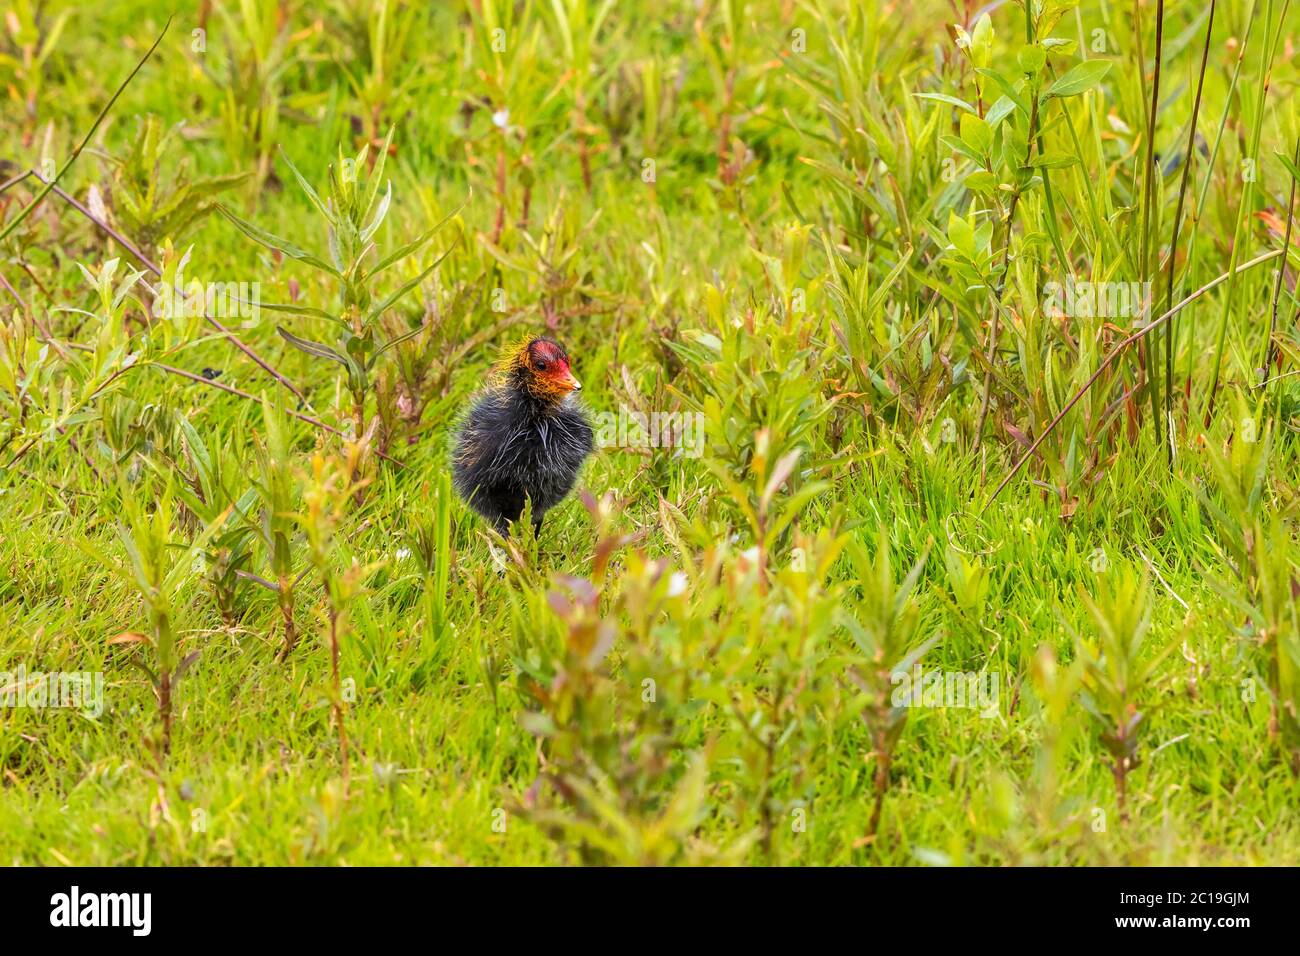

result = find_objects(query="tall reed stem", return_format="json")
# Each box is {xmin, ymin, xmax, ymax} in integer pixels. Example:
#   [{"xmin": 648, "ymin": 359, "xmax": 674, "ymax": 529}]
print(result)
[
  {"xmin": 1264, "ymin": 137, "xmax": 1300, "ymax": 378},
  {"xmin": 1163, "ymin": 0, "xmax": 1216, "ymax": 460},
  {"xmin": 1137, "ymin": 1, "xmax": 1165, "ymax": 453}
]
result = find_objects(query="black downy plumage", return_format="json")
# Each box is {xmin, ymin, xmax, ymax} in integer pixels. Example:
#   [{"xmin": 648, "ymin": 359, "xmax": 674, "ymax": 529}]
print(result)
[{"xmin": 452, "ymin": 337, "xmax": 594, "ymax": 535}]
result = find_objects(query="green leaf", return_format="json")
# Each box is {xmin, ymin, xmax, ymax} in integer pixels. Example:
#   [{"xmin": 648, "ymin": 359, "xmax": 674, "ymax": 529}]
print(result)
[
  {"xmin": 364, "ymin": 127, "xmax": 397, "ymax": 221},
  {"xmin": 985, "ymin": 95, "xmax": 1017, "ymax": 127},
  {"xmin": 975, "ymin": 69, "xmax": 1030, "ymax": 118},
  {"xmin": 370, "ymin": 192, "xmax": 470, "ymax": 276},
  {"xmin": 1001, "ymin": 122, "xmax": 1030, "ymax": 170},
  {"xmin": 959, "ymin": 113, "xmax": 992, "ymax": 155},
  {"xmin": 1276, "ymin": 150, "xmax": 1300, "ymax": 185},
  {"xmin": 913, "ymin": 92, "xmax": 978, "ymax": 116},
  {"xmin": 254, "ymin": 300, "xmax": 339, "ymax": 322},
  {"xmin": 370, "ymin": 325, "xmax": 424, "ymax": 368},
  {"xmin": 1044, "ymin": 60, "xmax": 1112, "ymax": 99},
  {"xmin": 947, "ymin": 211, "xmax": 976, "ymax": 258},
  {"xmin": 1018, "ymin": 45, "xmax": 1046, "ymax": 75},
  {"xmin": 125, "ymin": 656, "xmax": 161, "ymax": 690},
  {"xmin": 681, "ymin": 329, "xmax": 723, "ymax": 353},
  {"xmin": 217, "ymin": 205, "xmax": 341, "ymax": 277},
  {"xmin": 1042, "ymin": 37, "xmax": 1077, "ymax": 55},
  {"xmin": 1031, "ymin": 152, "xmax": 1079, "ymax": 169},
  {"xmin": 364, "ymin": 242, "xmax": 456, "ymax": 325},
  {"xmin": 277, "ymin": 148, "xmax": 334, "ymax": 224},
  {"xmin": 970, "ymin": 13, "xmax": 994, "ymax": 68},
  {"xmin": 940, "ymin": 134, "xmax": 984, "ymax": 165},
  {"xmin": 276, "ymin": 327, "xmax": 349, "ymax": 366},
  {"xmin": 361, "ymin": 181, "xmax": 393, "ymax": 244}
]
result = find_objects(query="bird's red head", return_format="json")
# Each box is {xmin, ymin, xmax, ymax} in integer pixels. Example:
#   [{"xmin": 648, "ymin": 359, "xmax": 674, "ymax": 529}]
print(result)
[{"xmin": 504, "ymin": 336, "xmax": 582, "ymax": 402}]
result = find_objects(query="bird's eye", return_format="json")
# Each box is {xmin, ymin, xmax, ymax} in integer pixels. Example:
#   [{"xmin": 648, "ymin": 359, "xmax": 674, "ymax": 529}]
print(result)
[{"xmin": 535, "ymin": 359, "xmax": 549, "ymax": 371}]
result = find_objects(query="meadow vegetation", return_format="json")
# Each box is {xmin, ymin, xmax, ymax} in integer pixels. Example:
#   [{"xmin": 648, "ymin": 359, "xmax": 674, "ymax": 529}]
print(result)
[{"xmin": 1, "ymin": 0, "xmax": 1299, "ymax": 865}]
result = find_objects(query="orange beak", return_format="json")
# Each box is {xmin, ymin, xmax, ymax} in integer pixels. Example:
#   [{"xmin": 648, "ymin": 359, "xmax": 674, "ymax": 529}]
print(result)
[{"xmin": 559, "ymin": 368, "xmax": 582, "ymax": 391}]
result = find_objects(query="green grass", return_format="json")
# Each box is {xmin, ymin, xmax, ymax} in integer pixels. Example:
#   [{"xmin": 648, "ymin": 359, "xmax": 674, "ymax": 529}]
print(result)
[{"xmin": 1, "ymin": 0, "xmax": 1299, "ymax": 865}]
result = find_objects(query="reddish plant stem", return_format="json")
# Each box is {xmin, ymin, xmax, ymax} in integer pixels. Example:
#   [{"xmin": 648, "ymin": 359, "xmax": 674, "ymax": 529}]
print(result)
[{"xmin": 158, "ymin": 669, "xmax": 173, "ymax": 759}]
